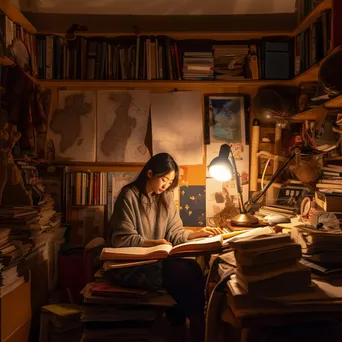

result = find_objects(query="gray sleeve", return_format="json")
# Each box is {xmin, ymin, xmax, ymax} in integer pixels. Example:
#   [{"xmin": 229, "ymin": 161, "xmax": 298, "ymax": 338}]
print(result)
[
  {"xmin": 109, "ymin": 190, "xmax": 144, "ymax": 248},
  {"xmin": 165, "ymin": 192, "xmax": 191, "ymax": 245}
]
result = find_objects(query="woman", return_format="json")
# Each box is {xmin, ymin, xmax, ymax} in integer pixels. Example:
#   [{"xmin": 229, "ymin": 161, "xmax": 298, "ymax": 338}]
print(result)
[{"xmin": 107, "ymin": 152, "xmax": 223, "ymax": 342}]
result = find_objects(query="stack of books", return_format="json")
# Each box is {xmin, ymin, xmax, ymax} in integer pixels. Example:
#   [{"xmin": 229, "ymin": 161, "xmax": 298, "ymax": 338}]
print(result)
[
  {"xmin": 79, "ymin": 236, "xmax": 229, "ymax": 341},
  {"xmin": 317, "ymin": 164, "xmax": 342, "ymax": 194},
  {"xmin": 182, "ymin": 51, "xmax": 214, "ymax": 80},
  {"xmin": 212, "ymin": 45, "xmax": 249, "ymax": 80},
  {"xmin": 39, "ymin": 304, "xmax": 83, "ymax": 342},
  {"xmin": 292, "ymin": 225, "xmax": 342, "ymax": 280},
  {"xmin": 80, "ymin": 275, "xmax": 175, "ymax": 341},
  {"xmin": 230, "ymin": 233, "xmax": 311, "ymax": 296}
]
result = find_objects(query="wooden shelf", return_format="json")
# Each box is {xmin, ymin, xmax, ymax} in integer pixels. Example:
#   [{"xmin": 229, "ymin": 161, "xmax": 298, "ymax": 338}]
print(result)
[
  {"xmin": 0, "ymin": 0, "xmax": 37, "ymax": 34},
  {"xmin": 294, "ymin": 54, "xmax": 329, "ymax": 83},
  {"xmin": 325, "ymin": 156, "xmax": 342, "ymax": 161},
  {"xmin": 38, "ymin": 79, "xmax": 295, "ymax": 88},
  {"xmin": 292, "ymin": 106, "xmax": 328, "ymax": 121},
  {"xmin": 293, "ymin": 0, "xmax": 332, "ymax": 36},
  {"xmin": 0, "ymin": 56, "xmax": 14, "ymax": 66},
  {"xmin": 325, "ymin": 94, "xmax": 342, "ymax": 109},
  {"xmin": 39, "ymin": 30, "xmax": 292, "ymax": 41},
  {"xmin": 292, "ymin": 94, "xmax": 342, "ymax": 121}
]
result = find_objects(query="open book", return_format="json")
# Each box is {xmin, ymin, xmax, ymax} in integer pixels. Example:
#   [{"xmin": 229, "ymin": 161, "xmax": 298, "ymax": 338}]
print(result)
[{"xmin": 100, "ymin": 235, "xmax": 223, "ymax": 261}]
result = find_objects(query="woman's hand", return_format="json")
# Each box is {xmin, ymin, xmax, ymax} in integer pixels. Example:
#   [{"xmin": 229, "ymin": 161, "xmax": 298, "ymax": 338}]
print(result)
[
  {"xmin": 188, "ymin": 227, "xmax": 225, "ymax": 240},
  {"xmin": 155, "ymin": 239, "xmax": 172, "ymax": 246},
  {"xmin": 142, "ymin": 239, "xmax": 172, "ymax": 247}
]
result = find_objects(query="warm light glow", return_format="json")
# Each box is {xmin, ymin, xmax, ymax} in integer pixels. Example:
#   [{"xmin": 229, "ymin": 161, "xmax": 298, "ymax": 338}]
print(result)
[{"xmin": 209, "ymin": 164, "xmax": 233, "ymax": 182}]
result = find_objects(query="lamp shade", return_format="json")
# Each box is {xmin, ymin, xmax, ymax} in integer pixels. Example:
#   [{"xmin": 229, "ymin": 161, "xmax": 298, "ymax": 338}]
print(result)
[{"xmin": 208, "ymin": 144, "xmax": 233, "ymax": 182}]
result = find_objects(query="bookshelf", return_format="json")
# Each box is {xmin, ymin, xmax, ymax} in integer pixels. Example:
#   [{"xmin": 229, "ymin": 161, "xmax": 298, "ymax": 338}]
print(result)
[
  {"xmin": 0, "ymin": 0, "xmax": 335, "ymax": 84},
  {"xmin": 38, "ymin": 79, "xmax": 296, "ymax": 88},
  {"xmin": 0, "ymin": 1, "xmax": 339, "ymax": 178},
  {"xmin": 41, "ymin": 31, "xmax": 292, "ymax": 41}
]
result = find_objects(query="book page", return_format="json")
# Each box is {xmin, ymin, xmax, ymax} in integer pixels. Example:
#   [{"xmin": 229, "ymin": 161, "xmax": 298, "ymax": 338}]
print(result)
[
  {"xmin": 228, "ymin": 227, "xmax": 274, "ymax": 243},
  {"xmin": 101, "ymin": 244, "xmax": 173, "ymax": 260},
  {"xmin": 170, "ymin": 235, "xmax": 223, "ymax": 255}
]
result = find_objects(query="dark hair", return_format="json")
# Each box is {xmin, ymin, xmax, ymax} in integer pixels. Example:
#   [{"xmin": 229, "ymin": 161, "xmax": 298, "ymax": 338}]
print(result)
[
  {"xmin": 134, "ymin": 153, "xmax": 179, "ymax": 193},
  {"xmin": 132, "ymin": 153, "xmax": 179, "ymax": 216}
]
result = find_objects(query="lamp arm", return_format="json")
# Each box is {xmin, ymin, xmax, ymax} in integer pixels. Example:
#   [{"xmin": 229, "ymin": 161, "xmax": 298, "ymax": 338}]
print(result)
[
  {"xmin": 229, "ymin": 148, "xmax": 248, "ymax": 214},
  {"xmin": 244, "ymin": 148, "xmax": 298, "ymax": 210}
]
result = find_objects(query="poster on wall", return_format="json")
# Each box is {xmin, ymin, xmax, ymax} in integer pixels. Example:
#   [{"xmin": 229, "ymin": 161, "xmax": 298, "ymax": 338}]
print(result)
[
  {"xmin": 151, "ymin": 91, "xmax": 204, "ymax": 165},
  {"xmin": 47, "ymin": 90, "xmax": 96, "ymax": 162},
  {"xmin": 206, "ymin": 144, "xmax": 250, "ymax": 226},
  {"xmin": 97, "ymin": 90, "xmax": 151, "ymax": 163}
]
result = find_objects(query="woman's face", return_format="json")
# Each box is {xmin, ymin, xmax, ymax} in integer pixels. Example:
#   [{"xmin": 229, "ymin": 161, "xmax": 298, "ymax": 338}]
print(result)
[{"xmin": 146, "ymin": 170, "xmax": 175, "ymax": 195}]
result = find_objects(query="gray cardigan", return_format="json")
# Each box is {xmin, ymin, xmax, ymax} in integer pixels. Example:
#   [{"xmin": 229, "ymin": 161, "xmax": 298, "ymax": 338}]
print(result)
[{"xmin": 108, "ymin": 184, "xmax": 190, "ymax": 247}]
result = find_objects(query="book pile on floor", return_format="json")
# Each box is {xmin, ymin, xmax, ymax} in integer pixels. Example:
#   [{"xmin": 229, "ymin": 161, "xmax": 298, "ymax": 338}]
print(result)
[
  {"xmin": 0, "ymin": 224, "xmax": 31, "ymax": 297},
  {"xmin": 80, "ymin": 268, "xmax": 175, "ymax": 342},
  {"xmin": 0, "ymin": 166, "xmax": 66, "ymax": 299},
  {"xmin": 0, "ymin": 227, "xmax": 27, "ymax": 297},
  {"xmin": 39, "ymin": 304, "xmax": 83, "ymax": 342},
  {"xmin": 229, "ymin": 233, "xmax": 311, "ymax": 297},
  {"xmin": 292, "ymin": 225, "xmax": 342, "ymax": 280}
]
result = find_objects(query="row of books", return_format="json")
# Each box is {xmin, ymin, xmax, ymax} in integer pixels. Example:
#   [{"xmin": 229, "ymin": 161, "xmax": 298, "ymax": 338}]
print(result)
[
  {"xmin": 295, "ymin": 0, "xmax": 324, "ymax": 24},
  {"xmin": 65, "ymin": 171, "xmax": 108, "ymax": 207},
  {"xmin": 33, "ymin": 34, "xmax": 289, "ymax": 81},
  {"xmin": 34, "ymin": 34, "xmax": 260, "ymax": 81},
  {"xmin": 294, "ymin": 10, "xmax": 331, "ymax": 76}
]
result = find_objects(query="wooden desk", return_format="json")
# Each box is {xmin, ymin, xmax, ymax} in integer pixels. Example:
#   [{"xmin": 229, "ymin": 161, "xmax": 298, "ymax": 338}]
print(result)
[{"xmin": 220, "ymin": 277, "xmax": 342, "ymax": 342}]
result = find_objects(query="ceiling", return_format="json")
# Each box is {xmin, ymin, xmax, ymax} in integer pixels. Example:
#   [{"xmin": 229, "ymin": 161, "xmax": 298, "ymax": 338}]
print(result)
[{"xmin": 17, "ymin": 0, "xmax": 296, "ymax": 15}]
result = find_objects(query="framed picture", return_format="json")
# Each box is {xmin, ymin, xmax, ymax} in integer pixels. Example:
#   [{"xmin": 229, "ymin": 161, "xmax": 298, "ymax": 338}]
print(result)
[{"xmin": 204, "ymin": 94, "xmax": 250, "ymax": 145}]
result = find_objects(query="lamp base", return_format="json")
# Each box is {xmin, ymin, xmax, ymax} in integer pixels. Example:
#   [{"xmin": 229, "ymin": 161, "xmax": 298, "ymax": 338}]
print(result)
[{"xmin": 230, "ymin": 213, "xmax": 259, "ymax": 227}]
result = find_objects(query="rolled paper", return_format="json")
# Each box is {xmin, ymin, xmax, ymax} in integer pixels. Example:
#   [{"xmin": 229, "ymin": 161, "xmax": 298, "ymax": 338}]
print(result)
[
  {"xmin": 250, "ymin": 118, "xmax": 260, "ymax": 192},
  {"xmin": 270, "ymin": 125, "xmax": 282, "ymax": 203}
]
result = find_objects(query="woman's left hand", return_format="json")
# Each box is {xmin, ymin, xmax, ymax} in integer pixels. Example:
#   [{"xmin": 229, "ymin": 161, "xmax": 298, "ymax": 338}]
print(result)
[{"xmin": 188, "ymin": 226, "xmax": 225, "ymax": 240}]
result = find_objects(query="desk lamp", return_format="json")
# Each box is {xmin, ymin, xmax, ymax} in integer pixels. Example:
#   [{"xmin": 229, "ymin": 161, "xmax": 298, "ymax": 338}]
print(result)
[
  {"xmin": 208, "ymin": 144, "xmax": 311, "ymax": 226},
  {"xmin": 208, "ymin": 144, "xmax": 259, "ymax": 226}
]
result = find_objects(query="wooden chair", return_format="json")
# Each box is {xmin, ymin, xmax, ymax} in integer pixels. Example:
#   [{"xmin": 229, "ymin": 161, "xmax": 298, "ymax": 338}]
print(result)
[{"xmin": 83, "ymin": 237, "xmax": 105, "ymax": 283}]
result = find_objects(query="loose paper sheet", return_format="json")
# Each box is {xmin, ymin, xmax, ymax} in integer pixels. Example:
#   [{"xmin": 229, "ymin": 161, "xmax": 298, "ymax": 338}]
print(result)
[
  {"xmin": 151, "ymin": 91, "xmax": 204, "ymax": 165},
  {"xmin": 206, "ymin": 143, "xmax": 250, "ymax": 225},
  {"xmin": 48, "ymin": 90, "xmax": 96, "ymax": 162},
  {"xmin": 97, "ymin": 90, "xmax": 151, "ymax": 162}
]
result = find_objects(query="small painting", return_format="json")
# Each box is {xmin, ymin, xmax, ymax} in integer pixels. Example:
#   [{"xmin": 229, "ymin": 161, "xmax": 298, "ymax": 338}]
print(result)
[{"xmin": 204, "ymin": 94, "xmax": 249, "ymax": 145}]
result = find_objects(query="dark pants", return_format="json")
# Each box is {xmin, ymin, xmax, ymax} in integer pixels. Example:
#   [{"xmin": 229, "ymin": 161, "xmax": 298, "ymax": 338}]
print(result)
[
  {"xmin": 162, "ymin": 258, "xmax": 205, "ymax": 325},
  {"xmin": 105, "ymin": 258, "xmax": 206, "ymax": 341},
  {"xmin": 105, "ymin": 258, "xmax": 205, "ymax": 321}
]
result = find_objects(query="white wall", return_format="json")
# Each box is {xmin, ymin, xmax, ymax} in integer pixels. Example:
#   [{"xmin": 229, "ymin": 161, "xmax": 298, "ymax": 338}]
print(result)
[{"xmin": 19, "ymin": 0, "xmax": 296, "ymax": 15}]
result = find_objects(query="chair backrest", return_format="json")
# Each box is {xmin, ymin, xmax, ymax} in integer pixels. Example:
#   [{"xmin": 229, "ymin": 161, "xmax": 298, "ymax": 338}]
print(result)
[{"xmin": 84, "ymin": 237, "xmax": 105, "ymax": 283}]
